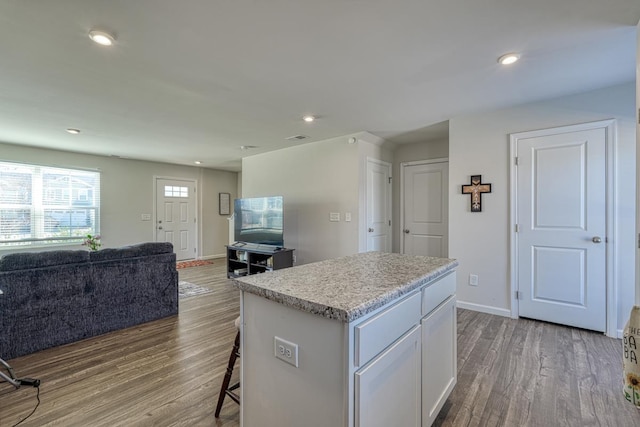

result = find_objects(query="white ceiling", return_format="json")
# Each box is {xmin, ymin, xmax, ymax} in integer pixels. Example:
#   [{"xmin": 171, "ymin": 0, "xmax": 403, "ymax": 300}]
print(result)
[{"xmin": 0, "ymin": 1, "xmax": 638, "ymax": 171}]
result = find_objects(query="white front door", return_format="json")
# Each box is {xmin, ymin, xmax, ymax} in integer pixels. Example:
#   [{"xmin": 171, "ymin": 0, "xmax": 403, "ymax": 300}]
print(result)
[
  {"xmin": 515, "ymin": 126, "xmax": 607, "ymax": 332},
  {"xmin": 366, "ymin": 158, "xmax": 392, "ymax": 252},
  {"xmin": 155, "ymin": 178, "xmax": 197, "ymax": 261},
  {"xmin": 401, "ymin": 161, "xmax": 448, "ymax": 257}
]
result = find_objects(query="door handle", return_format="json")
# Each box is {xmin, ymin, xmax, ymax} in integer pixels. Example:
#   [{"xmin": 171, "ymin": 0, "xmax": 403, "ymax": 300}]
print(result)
[
  {"xmin": 368, "ymin": 228, "xmax": 374, "ymax": 232},
  {"xmin": 158, "ymin": 226, "xmax": 163, "ymax": 230},
  {"xmin": 592, "ymin": 236, "xmax": 602, "ymax": 243},
  {"xmin": 403, "ymin": 229, "xmax": 410, "ymax": 234}
]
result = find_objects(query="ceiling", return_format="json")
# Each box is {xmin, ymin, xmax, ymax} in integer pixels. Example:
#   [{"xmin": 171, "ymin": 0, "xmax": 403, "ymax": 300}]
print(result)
[{"xmin": 0, "ymin": 1, "xmax": 638, "ymax": 171}]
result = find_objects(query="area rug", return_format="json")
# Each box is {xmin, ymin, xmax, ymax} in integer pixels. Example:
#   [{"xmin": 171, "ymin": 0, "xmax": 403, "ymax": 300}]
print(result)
[
  {"xmin": 176, "ymin": 259, "xmax": 214, "ymax": 269},
  {"xmin": 179, "ymin": 281, "xmax": 213, "ymax": 299}
]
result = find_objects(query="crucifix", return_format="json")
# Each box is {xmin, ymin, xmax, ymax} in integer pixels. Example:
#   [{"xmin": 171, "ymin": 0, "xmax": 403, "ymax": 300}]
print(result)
[{"xmin": 462, "ymin": 175, "xmax": 492, "ymax": 212}]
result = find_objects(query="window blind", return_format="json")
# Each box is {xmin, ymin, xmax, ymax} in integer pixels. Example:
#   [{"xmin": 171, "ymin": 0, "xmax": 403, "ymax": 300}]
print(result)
[{"xmin": 0, "ymin": 161, "xmax": 100, "ymax": 247}]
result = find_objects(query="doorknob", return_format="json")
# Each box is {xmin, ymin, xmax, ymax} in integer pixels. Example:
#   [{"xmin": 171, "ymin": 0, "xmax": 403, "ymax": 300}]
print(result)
[
  {"xmin": 368, "ymin": 228, "xmax": 374, "ymax": 232},
  {"xmin": 592, "ymin": 236, "xmax": 602, "ymax": 243},
  {"xmin": 403, "ymin": 229, "xmax": 410, "ymax": 234},
  {"xmin": 158, "ymin": 226, "xmax": 163, "ymax": 230}
]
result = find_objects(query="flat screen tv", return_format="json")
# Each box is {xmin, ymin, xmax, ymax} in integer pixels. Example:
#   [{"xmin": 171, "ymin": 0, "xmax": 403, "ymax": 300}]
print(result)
[{"xmin": 234, "ymin": 196, "xmax": 284, "ymax": 247}]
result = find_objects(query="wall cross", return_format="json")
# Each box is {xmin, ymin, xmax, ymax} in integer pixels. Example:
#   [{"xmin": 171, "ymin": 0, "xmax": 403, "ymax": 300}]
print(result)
[{"xmin": 461, "ymin": 175, "xmax": 492, "ymax": 212}]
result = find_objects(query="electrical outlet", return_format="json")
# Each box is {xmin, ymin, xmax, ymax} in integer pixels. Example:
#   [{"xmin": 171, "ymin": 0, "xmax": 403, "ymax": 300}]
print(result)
[
  {"xmin": 469, "ymin": 274, "xmax": 478, "ymax": 286},
  {"xmin": 274, "ymin": 336, "xmax": 299, "ymax": 367},
  {"xmin": 345, "ymin": 212, "xmax": 352, "ymax": 222}
]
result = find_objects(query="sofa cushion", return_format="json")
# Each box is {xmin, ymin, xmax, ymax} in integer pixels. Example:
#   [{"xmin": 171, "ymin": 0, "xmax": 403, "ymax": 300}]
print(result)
[
  {"xmin": 89, "ymin": 242, "xmax": 174, "ymax": 262},
  {"xmin": 0, "ymin": 250, "xmax": 89, "ymax": 271}
]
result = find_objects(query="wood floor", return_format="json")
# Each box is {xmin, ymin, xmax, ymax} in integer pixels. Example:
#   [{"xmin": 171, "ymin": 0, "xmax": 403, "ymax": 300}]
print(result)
[{"xmin": 1, "ymin": 261, "xmax": 638, "ymax": 426}]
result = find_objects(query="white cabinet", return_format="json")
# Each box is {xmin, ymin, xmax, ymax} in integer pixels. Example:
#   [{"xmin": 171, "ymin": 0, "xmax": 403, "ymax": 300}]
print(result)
[
  {"xmin": 421, "ymin": 295, "xmax": 457, "ymax": 427},
  {"xmin": 239, "ymin": 269, "xmax": 457, "ymax": 427},
  {"xmin": 355, "ymin": 325, "xmax": 422, "ymax": 427}
]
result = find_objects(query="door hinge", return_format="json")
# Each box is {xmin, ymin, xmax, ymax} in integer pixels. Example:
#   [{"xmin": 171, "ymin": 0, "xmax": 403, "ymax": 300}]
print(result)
[
  {"xmin": 638, "ymin": 233, "xmax": 640, "ymax": 249},
  {"xmin": 515, "ymin": 224, "xmax": 519, "ymax": 233},
  {"xmin": 388, "ymin": 220, "xmax": 391, "ymax": 226},
  {"xmin": 388, "ymin": 177, "xmax": 392, "ymax": 184},
  {"xmin": 514, "ymin": 157, "xmax": 519, "ymax": 166},
  {"xmin": 515, "ymin": 290, "xmax": 522, "ymax": 300}
]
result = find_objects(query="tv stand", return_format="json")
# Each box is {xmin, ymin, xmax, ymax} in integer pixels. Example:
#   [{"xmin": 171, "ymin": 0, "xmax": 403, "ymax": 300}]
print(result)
[{"xmin": 226, "ymin": 244, "xmax": 294, "ymax": 278}]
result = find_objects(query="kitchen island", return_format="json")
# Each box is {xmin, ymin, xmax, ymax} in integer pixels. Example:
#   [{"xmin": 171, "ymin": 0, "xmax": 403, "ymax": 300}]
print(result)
[{"xmin": 232, "ymin": 251, "xmax": 458, "ymax": 427}]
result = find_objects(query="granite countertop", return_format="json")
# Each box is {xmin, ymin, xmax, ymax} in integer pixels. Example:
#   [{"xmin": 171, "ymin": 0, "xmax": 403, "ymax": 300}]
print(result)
[{"xmin": 231, "ymin": 251, "xmax": 458, "ymax": 323}]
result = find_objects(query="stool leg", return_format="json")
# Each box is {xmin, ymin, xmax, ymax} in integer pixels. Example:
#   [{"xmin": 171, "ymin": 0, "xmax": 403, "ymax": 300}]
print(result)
[{"xmin": 215, "ymin": 330, "xmax": 240, "ymax": 418}]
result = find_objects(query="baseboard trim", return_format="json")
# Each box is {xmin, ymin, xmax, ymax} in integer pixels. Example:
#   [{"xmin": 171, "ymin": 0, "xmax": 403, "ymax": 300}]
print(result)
[
  {"xmin": 456, "ymin": 300, "xmax": 511, "ymax": 318},
  {"xmin": 200, "ymin": 254, "xmax": 225, "ymax": 260}
]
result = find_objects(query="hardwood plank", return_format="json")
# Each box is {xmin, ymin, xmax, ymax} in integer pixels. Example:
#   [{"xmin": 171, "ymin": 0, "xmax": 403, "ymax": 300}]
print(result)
[
  {"xmin": 2, "ymin": 262, "xmax": 638, "ymax": 426},
  {"xmin": 435, "ymin": 314, "xmax": 639, "ymax": 427}
]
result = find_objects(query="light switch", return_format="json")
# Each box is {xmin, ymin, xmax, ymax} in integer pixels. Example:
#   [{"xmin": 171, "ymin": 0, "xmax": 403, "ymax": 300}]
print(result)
[
  {"xmin": 329, "ymin": 212, "xmax": 340, "ymax": 222},
  {"xmin": 141, "ymin": 213, "xmax": 151, "ymax": 221},
  {"xmin": 345, "ymin": 212, "xmax": 352, "ymax": 222}
]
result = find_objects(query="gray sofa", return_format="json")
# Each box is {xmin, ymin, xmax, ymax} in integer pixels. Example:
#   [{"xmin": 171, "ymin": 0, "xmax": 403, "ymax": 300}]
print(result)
[{"xmin": 0, "ymin": 242, "xmax": 178, "ymax": 360}]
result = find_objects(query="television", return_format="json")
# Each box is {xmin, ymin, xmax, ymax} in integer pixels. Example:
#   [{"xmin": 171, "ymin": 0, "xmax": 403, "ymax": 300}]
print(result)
[{"xmin": 234, "ymin": 196, "xmax": 284, "ymax": 247}]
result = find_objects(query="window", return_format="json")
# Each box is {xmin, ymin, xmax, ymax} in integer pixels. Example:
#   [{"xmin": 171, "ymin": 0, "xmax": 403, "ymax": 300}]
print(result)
[
  {"xmin": 164, "ymin": 185, "xmax": 188, "ymax": 198},
  {"xmin": 0, "ymin": 161, "xmax": 100, "ymax": 247}
]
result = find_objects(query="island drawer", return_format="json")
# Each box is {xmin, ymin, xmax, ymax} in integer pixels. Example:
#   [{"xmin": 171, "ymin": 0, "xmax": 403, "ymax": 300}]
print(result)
[
  {"xmin": 422, "ymin": 271, "xmax": 456, "ymax": 316},
  {"xmin": 354, "ymin": 291, "xmax": 421, "ymax": 367}
]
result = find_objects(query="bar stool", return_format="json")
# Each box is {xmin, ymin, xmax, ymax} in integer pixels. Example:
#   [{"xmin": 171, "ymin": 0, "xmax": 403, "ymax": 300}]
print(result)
[{"xmin": 215, "ymin": 316, "xmax": 241, "ymax": 418}]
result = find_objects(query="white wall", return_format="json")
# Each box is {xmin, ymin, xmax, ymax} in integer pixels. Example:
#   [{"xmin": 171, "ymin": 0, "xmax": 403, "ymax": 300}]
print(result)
[
  {"xmin": 242, "ymin": 132, "xmax": 390, "ymax": 264},
  {"xmin": 391, "ymin": 138, "xmax": 449, "ymax": 252},
  {"xmin": 449, "ymin": 82, "xmax": 637, "ymax": 333},
  {"xmin": 0, "ymin": 142, "xmax": 238, "ymax": 258}
]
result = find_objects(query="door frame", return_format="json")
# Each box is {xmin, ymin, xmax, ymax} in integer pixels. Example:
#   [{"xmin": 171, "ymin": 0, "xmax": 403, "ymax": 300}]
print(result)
[
  {"xmin": 153, "ymin": 176, "xmax": 199, "ymax": 259},
  {"xmin": 399, "ymin": 158, "xmax": 449, "ymax": 255},
  {"xmin": 509, "ymin": 119, "xmax": 617, "ymax": 337}
]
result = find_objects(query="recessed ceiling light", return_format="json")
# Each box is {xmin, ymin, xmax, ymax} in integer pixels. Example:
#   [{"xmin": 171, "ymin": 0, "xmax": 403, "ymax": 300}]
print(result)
[
  {"xmin": 66, "ymin": 128, "xmax": 80, "ymax": 134},
  {"xmin": 498, "ymin": 53, "xmax": 520, "ymax": 65},
  {"xmin": 302, "ymin": 115, "xmax": 315, "ymax": 123},
  {"xmin": 89, "ymin": 29, "xmax": 115, "ymax": 46},
  {"xmin": 194, "ymin": 161, "xmax": 202, "ymax": 165}
]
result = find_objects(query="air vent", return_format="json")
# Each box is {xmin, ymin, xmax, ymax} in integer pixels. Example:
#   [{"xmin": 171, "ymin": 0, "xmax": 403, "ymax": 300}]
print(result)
[{"xmin": 285, "ymin": 135, "xmax": 308, "ymax": 141}]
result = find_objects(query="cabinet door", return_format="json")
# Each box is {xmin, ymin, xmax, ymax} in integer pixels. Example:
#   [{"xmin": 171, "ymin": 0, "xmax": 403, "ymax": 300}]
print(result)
[
  {"xmin": 422, "ymin": 295, "xmax": 457, "ymax": 427},
  {"xmin": 355, "ymin": 325, "xmax": 421, "ymax": 427}
]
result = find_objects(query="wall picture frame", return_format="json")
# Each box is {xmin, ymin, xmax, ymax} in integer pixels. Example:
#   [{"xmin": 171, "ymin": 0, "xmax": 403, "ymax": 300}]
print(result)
[{"xmin": 219, "ymin": 192, "xmax": 231, "ymax": 215}]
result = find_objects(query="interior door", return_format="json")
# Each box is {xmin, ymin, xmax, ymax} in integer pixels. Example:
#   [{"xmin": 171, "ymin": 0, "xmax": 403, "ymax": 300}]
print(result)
[
  {"xmin": 155, "ymin": 178, "xmax": 197, "ymax": 261},
  {"xmin": 516, "ymin": 127, "xmax": 606, "ymax": 332},
  {"xmin": 402, "ymin": 161, "xmax": 448, "ymax": 257},
  {"xmin": 366, "ymin": 159, "xmax": 392, "ymax": 252}
]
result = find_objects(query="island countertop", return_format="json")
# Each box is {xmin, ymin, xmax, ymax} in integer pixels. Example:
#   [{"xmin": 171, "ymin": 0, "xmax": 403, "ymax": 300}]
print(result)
[{"xmin": 231, "ymin": 251, "xmax": 458, "ymax": 323}]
